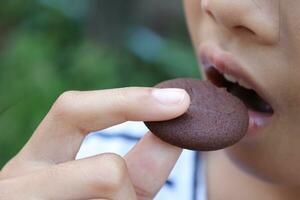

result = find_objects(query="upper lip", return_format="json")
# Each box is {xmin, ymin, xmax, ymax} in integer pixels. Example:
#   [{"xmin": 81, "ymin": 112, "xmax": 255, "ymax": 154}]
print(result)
[{"xmin": 198, "ymin": 44, "xmax": 273, "ymax": 109}]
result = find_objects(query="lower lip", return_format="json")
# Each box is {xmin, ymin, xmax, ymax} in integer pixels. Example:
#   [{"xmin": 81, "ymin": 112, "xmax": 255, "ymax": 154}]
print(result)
[
  {"xmin": 247, "ymin": 110, "xmax": 273, "ymax": 135},
  {"xmin": 199, "ymin": 51, "xmax": 274, "ymax": 136}
]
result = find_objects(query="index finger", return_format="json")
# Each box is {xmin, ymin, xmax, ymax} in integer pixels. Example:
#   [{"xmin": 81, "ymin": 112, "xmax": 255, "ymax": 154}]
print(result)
[{"xmin": 10, "ymin": 87, "xmax": 190, "ymax": 168}]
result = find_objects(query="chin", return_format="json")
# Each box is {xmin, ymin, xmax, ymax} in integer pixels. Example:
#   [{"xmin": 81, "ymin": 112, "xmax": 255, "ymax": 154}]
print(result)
[{"xmin": 224, "ymin": 135, "xmax": 300, "ymax": 187}]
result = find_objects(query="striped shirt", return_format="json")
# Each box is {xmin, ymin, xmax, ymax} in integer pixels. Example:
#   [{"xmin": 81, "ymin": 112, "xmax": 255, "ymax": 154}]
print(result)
[{"xmin": 77, "ymin": 122, "xmax": 207, "ymax": 200}]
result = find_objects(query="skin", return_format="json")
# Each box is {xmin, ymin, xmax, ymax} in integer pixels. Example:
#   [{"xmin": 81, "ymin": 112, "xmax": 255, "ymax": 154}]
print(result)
[
  {"xmin": 2, "ymin": 1, "xmax": 300, "ymax": 199},
  {"xmin": 183, "ymin": 0, "xmax": 300, "ymax": 199},
  {"xmin": 0, "ymin": 88, "xmax": 190, "ymax": 199}
]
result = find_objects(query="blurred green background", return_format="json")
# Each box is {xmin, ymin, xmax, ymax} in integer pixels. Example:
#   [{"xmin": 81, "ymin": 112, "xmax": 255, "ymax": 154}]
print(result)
[{"xmin": 0, "ymin": 0, "xmax": 200, "ymax": 167}]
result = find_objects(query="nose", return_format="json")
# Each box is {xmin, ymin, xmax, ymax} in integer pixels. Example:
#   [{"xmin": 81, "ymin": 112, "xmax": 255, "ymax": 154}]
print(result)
[{"xmin": 202, "ymin": 0, "xmax": 279, "ymax": 45}]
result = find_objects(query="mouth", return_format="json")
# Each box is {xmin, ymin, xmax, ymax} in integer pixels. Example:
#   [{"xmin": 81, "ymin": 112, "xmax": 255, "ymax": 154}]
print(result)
[{"xmin": 199, "ymin": 46, "xmax": 274, "ymax": 133}]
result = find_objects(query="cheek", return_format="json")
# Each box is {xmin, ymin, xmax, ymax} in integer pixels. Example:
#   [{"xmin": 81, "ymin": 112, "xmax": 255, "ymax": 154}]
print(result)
[
  {"xmin": 183, "ymin": 0, "xmax": 203, "ymax": 46},
  {"xmin": 276, "ymin": 1, "xmax": 300, "ymax": 127},
  {"xmin": 280, "ymin": 1, "xmax": 300, "ymax": 86}
]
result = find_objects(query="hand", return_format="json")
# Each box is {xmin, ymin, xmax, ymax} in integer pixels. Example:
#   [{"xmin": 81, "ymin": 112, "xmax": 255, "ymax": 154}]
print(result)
[{"xmin": 0, "ymin": 87, "xmax": 190, "ymax": 200}]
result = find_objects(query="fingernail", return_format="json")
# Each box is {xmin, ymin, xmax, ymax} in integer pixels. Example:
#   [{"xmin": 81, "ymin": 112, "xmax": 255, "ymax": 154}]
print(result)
[{"xmin": 152, "ymin": 88, "xmax": 185, "ymax": 105}]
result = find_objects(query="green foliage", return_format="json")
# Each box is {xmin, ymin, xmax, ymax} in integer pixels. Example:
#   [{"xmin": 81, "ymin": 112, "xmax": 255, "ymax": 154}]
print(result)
[{"xmin": 0, "ymin": 1, "xmax": 199, "ymax": 167}]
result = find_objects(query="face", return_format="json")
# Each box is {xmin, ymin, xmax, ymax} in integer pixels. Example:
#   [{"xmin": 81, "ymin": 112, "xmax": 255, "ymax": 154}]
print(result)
[{"xmin": 184, "ymin": 0, "xmax": 300, "ymax": 186}]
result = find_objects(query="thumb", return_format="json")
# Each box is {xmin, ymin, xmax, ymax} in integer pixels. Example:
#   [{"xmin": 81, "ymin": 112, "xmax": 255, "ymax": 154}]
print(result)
[
  {"xmin": 1, "ymin": 153, "xmax": 137, "ymax": 200},
  {"xmin": 125, "ymin": 132, "xmax": 182, "ymax": 199}
]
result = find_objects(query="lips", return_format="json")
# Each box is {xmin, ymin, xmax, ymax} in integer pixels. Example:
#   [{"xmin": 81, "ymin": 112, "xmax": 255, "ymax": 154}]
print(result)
[{"xmin": 199, "ymin": 45, "xmax": 274, "ymax": 134}]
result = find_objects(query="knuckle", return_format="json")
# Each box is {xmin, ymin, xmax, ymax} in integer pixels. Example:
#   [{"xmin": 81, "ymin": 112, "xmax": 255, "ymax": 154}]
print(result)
[
  {"xmin": 43, "ymin": 165, "xmax": 60, "ymax": 181},
  {"xmin": 134, "ymin": 185, "xmax": 154, "ymax": 200},
  {"xmin": 108, "ymin": 89, "xmax": 131, "ymax": 120},
  {"xmin": 114, "ymin": 87, "xmax": 143, "ymax": 103},
  {"xmin": 113, "ymin": 89, "xmax": 129, "ymax": 106},
  {"xmin": 51, "ymin": 91, "xmax": 81, "ymax": 118},
  {"xmin": 103, "ymin": 153, "xmax": 127, "ymax": 173},
  {"xmin": 117, "ymin": 87, "xmax": 149, "ymax": 101},
  {"xmin": 112, "ymin": 87, "xmax": 150, "ymax": 118},
  {"xmin": 97, "ymin": 153, "xmax": 128, "ymax": 192}
]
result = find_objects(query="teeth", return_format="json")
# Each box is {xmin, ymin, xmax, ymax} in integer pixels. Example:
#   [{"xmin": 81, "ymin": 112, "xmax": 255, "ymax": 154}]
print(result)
[
  {"xmin": 223, "ymin": 73, "xmax": 252, "ymax": 90},
  {"xmin": 238, "ymin": 79, "xmax": 252, "ymax": 90},
  {"xmin": 224, "ymin": 73, "xmax": 238, "ymax": 83}
]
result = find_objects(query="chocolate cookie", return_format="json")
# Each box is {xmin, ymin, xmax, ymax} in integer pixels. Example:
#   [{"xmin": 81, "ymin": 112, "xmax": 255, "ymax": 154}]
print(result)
[{"xmin": 144, "ymin": 78, "xmax": 249, "ymax": 151}]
